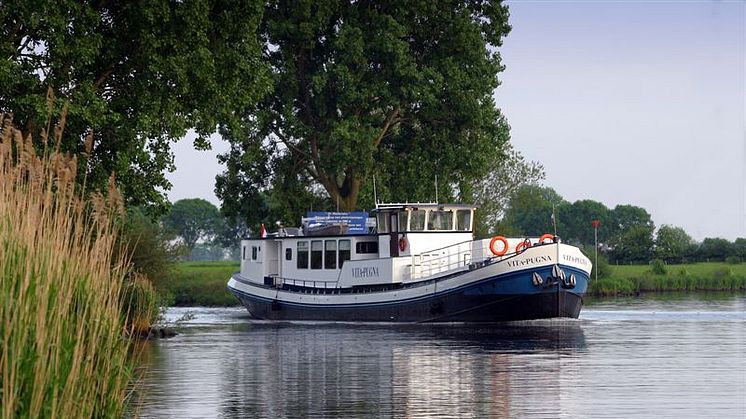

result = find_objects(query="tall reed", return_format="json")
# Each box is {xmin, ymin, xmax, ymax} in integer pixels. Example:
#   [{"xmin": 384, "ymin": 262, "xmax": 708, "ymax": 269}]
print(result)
[{"xmin": 0, "ymin": 112, "xmax": 133, "ymax": 418}]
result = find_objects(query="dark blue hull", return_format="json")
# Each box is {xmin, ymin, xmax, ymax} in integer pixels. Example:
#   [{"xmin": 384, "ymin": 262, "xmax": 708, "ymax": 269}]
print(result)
[{"xmin": 228, "ymin": 265, "xmax": 589, "ymax": 323}]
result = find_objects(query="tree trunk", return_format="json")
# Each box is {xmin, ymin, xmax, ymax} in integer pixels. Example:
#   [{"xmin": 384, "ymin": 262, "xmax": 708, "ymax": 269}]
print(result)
[{"xmin": 319, "ymin": 172, "xmax": 361, "ymax": 212}]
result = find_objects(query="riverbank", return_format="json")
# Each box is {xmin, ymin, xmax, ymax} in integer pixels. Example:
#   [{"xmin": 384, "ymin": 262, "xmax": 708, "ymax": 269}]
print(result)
[
  {"xmin": 158, "ymin": 261, "xmax": 745, "ymax": 306},
  {"xmin": 156, "ymin": 261, "xmax": 240, "ymax": 306},
  {"xmin": 590, "ymin": 262, "xmax": 746, "ymax": 296}
]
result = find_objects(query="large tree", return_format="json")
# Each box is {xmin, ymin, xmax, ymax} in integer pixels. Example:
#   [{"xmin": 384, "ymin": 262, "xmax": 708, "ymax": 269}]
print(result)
[
  {"xmin": 0, "ymin": 0, "xmax": 268, "ymax": 213},
  {"xmin": 655, "ymin": 225, "xmax": 694, "ymax": 263},
  {"xmin": 163, "ymin": 199, "xmax": 222, "ymax": 258},
  {"xmin": 217, "ymin": 0, "xmax": 512, "ymax": 221}
]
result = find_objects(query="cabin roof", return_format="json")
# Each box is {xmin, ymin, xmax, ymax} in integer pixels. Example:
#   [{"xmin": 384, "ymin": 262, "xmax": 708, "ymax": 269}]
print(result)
[{"xmin": 374, "ymin": 202, "xmax": 477, "ymax": 211}]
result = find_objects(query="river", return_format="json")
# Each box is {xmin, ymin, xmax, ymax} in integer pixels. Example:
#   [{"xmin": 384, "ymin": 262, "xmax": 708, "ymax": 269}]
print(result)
[{"xmin": 131, "ymin": 294, "xmax": 745, "ymax": 418}]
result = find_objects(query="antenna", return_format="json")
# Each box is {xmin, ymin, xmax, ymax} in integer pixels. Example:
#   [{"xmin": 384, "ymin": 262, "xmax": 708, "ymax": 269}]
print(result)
[
  {"xmin": 373, "ymin": 175, "xmax": 378, "ymax": 207},
  {"xmin": 435, "ymin": 174, "xmax": 439, "ymax": 204},
  {"xmin": 551, "ymin": 203, "xmax": 558, "ymax": 237}
]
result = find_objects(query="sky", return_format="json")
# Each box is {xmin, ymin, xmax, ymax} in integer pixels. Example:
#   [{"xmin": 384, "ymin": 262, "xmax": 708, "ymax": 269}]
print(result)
[{"xmin": 166, "ymin": 0, "xmax": 745, "ymax": 241}]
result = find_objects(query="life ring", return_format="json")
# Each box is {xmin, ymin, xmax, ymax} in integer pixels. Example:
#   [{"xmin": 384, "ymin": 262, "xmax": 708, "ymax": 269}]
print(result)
[
  {"xmin": 539, "ymin": 233, "xmax": 555, "ymax": 244},
  {"xmin": 515, "ymin": 239, "xmax": 532, "ymax": 254},
  {"xmin": 398, "ymin": 237, "xmax": 408, "ymax": 252},
  {"xmin": 489, "ymin": 236, "xmax": 509, "ymax": 256}
]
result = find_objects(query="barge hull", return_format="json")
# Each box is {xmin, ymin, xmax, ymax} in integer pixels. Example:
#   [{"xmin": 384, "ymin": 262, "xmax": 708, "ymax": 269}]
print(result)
[{"xmin": 230, "ymin": 287, "xmax": 583, "ymax": 323}]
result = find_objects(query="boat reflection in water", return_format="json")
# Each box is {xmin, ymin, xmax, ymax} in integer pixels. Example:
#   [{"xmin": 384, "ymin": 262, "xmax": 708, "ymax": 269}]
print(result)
[{"xmin": 134, "ymin": 319, "xmax": 586, "ymax": 418}]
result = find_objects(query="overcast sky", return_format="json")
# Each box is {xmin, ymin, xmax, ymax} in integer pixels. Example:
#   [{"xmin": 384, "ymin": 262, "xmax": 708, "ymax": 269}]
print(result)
[{"xmin": 166, "ymin": 0, "xmax": 745, "ymax": 241}]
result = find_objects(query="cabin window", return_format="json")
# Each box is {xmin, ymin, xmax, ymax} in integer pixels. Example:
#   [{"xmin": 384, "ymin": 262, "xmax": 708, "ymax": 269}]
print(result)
[
  {"xmin": 285, "ymin": 248, "xmax": 292, "ymax": 261},
  {"xmin": 325, "ymin": 240, "xmax": 337, "ymax": 269},
  {"xmin": 428, "ymin": 210, "xmax": 453, "ymax": 231},
  {"xmin": 242, "ymin": 246, "xmax": 246, "ymax": 260},
  {"xmin": 339, "ymin": 240, "xmax": 351, "ymax": 266},
  {"xmin": 251, "ymin": 246, "xmax": 258, "ymax": 260},
  {"xmin": 297, "ymin": 241, "xmax": 309, "ymax": 269},
  {"xmin": 356, "ymin": 241, "xmax": 379, "ymax": 254},
  {"xmin": 398, "ymin": 212, "xmax": 408, "ymax": 231},
  {"xmin": 377, "ymin": 213, "xmax": 389, "ymax": 233},
  {"xmin": 410, "ymin": 210, "xmax": 426, "ymax": 231},
  {"xmin": 311, "ymin": 240, "xmax": 323, "ymax": 269},
  {"xmin": 456, "ymin": 209, "xmax": 472, "ymax": 231}
]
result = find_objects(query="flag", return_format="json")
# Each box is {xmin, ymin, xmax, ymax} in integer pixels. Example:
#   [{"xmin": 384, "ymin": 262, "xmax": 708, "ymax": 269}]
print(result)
[{"xmin": 260, "ymin": 223, "xmax": 267, "ymax": 238}]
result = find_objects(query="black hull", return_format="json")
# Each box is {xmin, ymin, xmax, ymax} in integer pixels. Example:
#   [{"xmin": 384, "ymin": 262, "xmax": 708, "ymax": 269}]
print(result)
[{"xmin": 231, "ymin": 288, "xmax": 583, "ymax": 323}]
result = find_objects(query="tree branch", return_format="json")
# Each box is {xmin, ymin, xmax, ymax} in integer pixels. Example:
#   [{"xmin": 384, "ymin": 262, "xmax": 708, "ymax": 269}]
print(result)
[
  {"xmin": 270, "ymin": 125, "xmax": 310, "ymax": 161},
  {"xmin": 373, "ymin": 106, "xmax": 400, "ymax": 148},
  {"xmin": 93, "ymin": 64, "xmax": 115, "ymax": 90}
]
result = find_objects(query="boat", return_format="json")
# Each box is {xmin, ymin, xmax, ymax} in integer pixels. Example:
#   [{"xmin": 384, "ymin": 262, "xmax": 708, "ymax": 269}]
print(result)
[{"xmin": 227, "ymin": 203, "xmax": 592, "ymax": 322}]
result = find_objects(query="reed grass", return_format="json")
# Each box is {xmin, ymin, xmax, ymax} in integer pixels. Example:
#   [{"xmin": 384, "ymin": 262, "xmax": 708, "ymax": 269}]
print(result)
[{"xmin": 0, "ymin": 112, "xmax": 135, "ymax": 418}]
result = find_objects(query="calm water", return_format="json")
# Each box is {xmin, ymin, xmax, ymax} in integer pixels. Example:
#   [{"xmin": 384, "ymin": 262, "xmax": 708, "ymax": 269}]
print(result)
[{"xmin": 132, "ymin": 294, "xmax": 746, "ymax": 418}]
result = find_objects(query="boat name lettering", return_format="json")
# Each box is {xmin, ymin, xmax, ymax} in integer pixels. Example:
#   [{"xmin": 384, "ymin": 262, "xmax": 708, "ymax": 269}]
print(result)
[
  {"xmin": 352, "ymin": 267, "xmax": 379, "ymax": 278},
  {"xmin": 507, "ymin": 255, "xmax": 552, "ymax": 267},
  {"xmin": 563, "ymin": 255, "xmax": 589, "ymax": 265}
]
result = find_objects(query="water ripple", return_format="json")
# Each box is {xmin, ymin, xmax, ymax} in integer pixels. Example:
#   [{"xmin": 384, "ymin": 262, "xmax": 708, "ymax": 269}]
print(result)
[{"xmin": 134, "ymin": 295, "xmax": 746, "ymax": 418}]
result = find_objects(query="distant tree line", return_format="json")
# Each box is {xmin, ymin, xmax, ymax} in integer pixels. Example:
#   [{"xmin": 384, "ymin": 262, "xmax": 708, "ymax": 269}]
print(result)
[{"xmin": 498, "ymin": 185, "xmax": 745, "ymax": 265}]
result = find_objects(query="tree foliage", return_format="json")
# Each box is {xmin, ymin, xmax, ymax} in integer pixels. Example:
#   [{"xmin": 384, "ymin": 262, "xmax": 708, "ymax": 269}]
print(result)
[
  {"xmin": 0, "ymin": 0, "xmax": 269, "ymax": 213},
  {"xmin": 655, "ymin": 225, "xmax": 694, "ymax": 263},
  {"xmin": 163, "ymin": 199, "xmax": 221, "ymax": 257},
  {"xmin": 500, "ymin": 185, "xmax": 567, "ymax": 237},
  {"xmin": 473, "ymin": 145, "xmax": 544, "ymax": 237},
  {"xmin": 117, "ymin": 207, "xmax": 179, "ymax": 284},
  {"xmin": 698, "ymin": 238, "xmax": 733, "ymax": 262},
  {"xmin": 217, "ymin": 0, "xmax": 513, "ymax": 225},
  {"xmin": 610, "ymin": 225, "xmax": 655, "ymax": 264}
]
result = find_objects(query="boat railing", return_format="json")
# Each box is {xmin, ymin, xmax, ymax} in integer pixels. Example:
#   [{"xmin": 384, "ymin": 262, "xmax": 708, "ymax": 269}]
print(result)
[
  {"xmin": 409, "ymin": 239, "xmax": 484, "ymax": 281},
  {"xmin": 270, "ymin": 276, "xmax": 339, "ymax": 289}
]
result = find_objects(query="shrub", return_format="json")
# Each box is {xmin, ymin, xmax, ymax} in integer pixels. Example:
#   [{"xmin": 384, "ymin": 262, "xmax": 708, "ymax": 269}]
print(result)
[
  {"xmin": 581, "ymin": 246, "xmax": 614, "ymax": 279},
  {"xmin": 650, "ymin": 259, "xmax": 667, "ymax": 275},
  {"xmin": 725, "ymin": 256, "xmax": 741, "ymax": 265}
]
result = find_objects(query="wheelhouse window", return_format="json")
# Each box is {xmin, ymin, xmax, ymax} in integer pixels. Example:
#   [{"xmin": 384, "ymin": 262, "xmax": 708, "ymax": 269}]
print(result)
[
  {"xmin": 324, "ymin": 240, "xmax": 337, "ymax": 269},
  {"xmin": 456, "ymin": 209, "xmax": 472, "ymax": 231},
  {"xmin": 251, "ymin": 246, "xmax": 258, "ymax": 260},
  {"xmin": 398, "ymin": 211, "xmax": 408, "ymax": 231},
  {"xmin": 377, "ymin": 213, "xmax": 389, "ymax": 233},
  {"xmin": 410, "ymin": 210, "xmax": 426, "ymax": 231},
  {"xmin": 356, "ymin": 241, "xmax": 379, "ymax": 254},
  {"xmin": 297, "ymin": 241, "xmax": 308, "ymax": 269},
  {"xmin": 242, "ymin": 246, "xmax": 246, "ymax": 260},
  {"xmin": 427, "ymin": 210, "xmax": 453, "ymax": 231},
  {"xmin": 311, "ymin": 240, "xmax": 323, "ymax": 269},
  {"xmin": 339, "ymin": 240, "xmax": 351, "ymax": 267},
  {"xmin": 285, "ymin": 248, "xmax": 292, "ymax": 261}
]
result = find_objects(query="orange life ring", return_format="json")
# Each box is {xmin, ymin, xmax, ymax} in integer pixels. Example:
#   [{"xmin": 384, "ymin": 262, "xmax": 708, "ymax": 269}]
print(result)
[
  {"xmin": 398, "ymin": 237, "xmax": 408, "ymax": 252},
  {"xmin": 489, "ymin": 236, "xmax": 509, "ymax": 256},
  {"xmin": 515, "ymin": 239, "xmax": 532, "ymax": 254},
  {"xmin": 539, "ymin": 233, "xmax": 555, "ymax": 244}
]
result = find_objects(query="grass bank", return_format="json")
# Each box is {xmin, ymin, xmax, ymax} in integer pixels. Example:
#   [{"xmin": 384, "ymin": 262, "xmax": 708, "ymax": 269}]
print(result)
[
  {"xmin": 589, "ymin": 262, "xmax": 746, "ymax": 296},
  {"xmin": 155, "ymin": 261, "xmax": 240, "ymax": 306},
  {"xmin": 161, "ymin": 261, "xmax": 746, "ymax": 306}
]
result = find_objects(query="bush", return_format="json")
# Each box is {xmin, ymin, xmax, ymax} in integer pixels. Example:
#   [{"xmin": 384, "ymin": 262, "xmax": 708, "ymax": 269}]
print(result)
[
  {"xmin": 650, "ymin": 259, "xmax": 667, "ymax": 275},
  {"xmin": 117, "ymin": 207, "xmax": 178, "ymax": 287},
  {"xmin": 120, "ymin": 273, "xmax": 161, "ymax": 334},
  {"xmin": 725, "ymin": 256, "xmax": 741, "ymax": 265},
  {"xmin": 581, "ymin": 246, "xmax": 613, "ymax": 279}
]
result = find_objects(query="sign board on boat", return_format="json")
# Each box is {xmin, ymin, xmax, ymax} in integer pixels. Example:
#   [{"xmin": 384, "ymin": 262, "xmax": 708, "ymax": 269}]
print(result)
[{"xmin": 305, "ymin": 212, "xmax": 369, "ymax": 235}]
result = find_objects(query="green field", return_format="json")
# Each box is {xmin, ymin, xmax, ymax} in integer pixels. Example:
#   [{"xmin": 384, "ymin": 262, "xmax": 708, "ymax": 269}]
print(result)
[
  {"xmin": 156, "ymin": 261, "xmax": 746, "ymax": 306},
  {"xmin": 589, "ymin": 262, "xmax": 746, "ymax": 296},
  {"xmin": 155, "ymin": 261, "xmax": 240, "ymax": 306}
]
